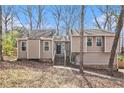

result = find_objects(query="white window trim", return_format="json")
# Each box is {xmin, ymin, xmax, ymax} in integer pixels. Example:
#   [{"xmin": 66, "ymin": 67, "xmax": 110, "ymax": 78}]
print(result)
[
  {"xmin": 87, "ymin": 37, "xmax": 93, "ymax": 47},
  {"xmin": 96, "ymin": 37, "xmax": 103, "ymax": 47},
  {"xmin": 21, "ymin": 41, "xmax": 26, "ymax": 52},
  {"xmin": 43, "ymin": 41, "xmax": 50, "ymax": 52}
]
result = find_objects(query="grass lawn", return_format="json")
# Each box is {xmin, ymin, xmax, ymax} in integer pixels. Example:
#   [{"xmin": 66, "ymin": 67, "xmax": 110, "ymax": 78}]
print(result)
[{"xmin": 0, "ymin": 61, "xmax": 124, "ymax": 88}]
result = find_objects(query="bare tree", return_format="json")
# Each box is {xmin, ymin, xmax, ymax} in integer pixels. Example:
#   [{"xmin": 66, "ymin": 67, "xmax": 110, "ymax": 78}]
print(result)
[
  {"xmin": 0, "ymin": 5, "xmax": 2, "ymax": 61},
  {"xmin": 62, "ymin": 6, "xmax": 80, "ymax": 35},
  {"xmin": 91, "ymin": 7, "xmax": 101, "ymax": 29},
  {"xmin": 80, "ymin": 5, "xmax": 85, "ymax": 73},
  {"xmin": 121, "ymin": 29, "xmax": 124, "ymax": 53},
  {"xmin": 10, "ymin": 6, "xmax": 14, "ymax": 31},
  {"xmin": 36, "ymin": 5, "xmax": 45, "ymax": 29},
  {"xmin": 51, "ymin": 6, "xmax": 62, "ymax": 36},
  {"xmin": 15, "ymin": 8, "xmax": 27, "ymax": 29},
  {"xmin": 2, "ymin": 6, "xmax": 12, "ymax": 32},
  {"xmin": 27, "ymin": 6, "xmax": 33, "ymax": 31},
  {"xmin": 16, "ymin": 5, "xmax": 35, "ymax": 36},
  {"xmin": 91, "ymin": 6, "xmax": 119, "ymax": 31},
  {"xmin": 108, "ymin": 5, "xmax": 124, "ymax": 76}
]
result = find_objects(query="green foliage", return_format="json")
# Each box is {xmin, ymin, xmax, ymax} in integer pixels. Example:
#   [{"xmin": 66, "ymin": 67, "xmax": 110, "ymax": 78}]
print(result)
[
  {"xmin": 3, "ymin": 30, "xmax": 19, "ymax": 56},
  {"xmin": 118, "ymin": 55, "xmax": 124, "ymax": 62}
]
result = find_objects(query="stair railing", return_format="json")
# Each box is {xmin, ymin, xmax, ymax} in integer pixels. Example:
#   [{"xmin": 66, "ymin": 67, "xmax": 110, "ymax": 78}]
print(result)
[
  {"xmin": 52, "ymin": 48, "xmax": 56, "ymax": 65},
  {"xmin": 64, "ymin": 49, "xmax": 66, "ymax": 66}
]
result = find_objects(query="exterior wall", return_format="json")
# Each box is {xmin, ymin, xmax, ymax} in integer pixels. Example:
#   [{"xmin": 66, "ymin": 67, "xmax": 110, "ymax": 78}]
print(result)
[
  {"xmin": 17, "ymin": 40, "xmax": 27, "ymax": 59},
  {"xmin": 71, "ymin": 35, "xmax": 120, "ymax": 53},
  {"xmin": 74, "ymin": 52, "xmax": 117, "ymax": 65},
  {"xmin": 71, "ymin": 36, "xmax": 80, "ymax": 52},
  {"xmin": 40, "ymin": 40, "xmax": 52, "ymax": 59},
  {"xmin": 27, "ymin": 40, "xmax": 40, "ymax": 59},
  {"xmin": 105, "ymin": 36, "xmax": 114, "ymax": 52},
  {"xmin": 87, "ymin": 36, "xmax": 104, "ymax": 52},
  {"xmin": 71, "ymin": 36, "xmax": 87, "ymax": 52},
  {"xmin": 83, "ymin": 36, "xmax": 87, "ymax": 52}
]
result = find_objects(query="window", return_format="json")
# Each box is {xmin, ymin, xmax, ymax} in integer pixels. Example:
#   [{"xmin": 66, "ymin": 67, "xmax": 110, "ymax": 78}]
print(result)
[
  {"xmin": 44, "ymin": 42, "xmax": 49, "ymax": 51},
  {"xmin": 87, "ymin": 37, "xmax": 93, "ymax": 46},
  {"xmin": 71, "ymin": 54, "xmax": 76, "ymax": 64},
  {"xmin": 21, "ymin": 42, "xmax": 26, "ymax": 51},
  {"xmin": 96, "ymin": 37, "xmax": 103, "ymax": 46}
]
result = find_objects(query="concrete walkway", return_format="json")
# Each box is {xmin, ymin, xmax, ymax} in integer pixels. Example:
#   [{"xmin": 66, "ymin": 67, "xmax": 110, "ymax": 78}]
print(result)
[
  {"xmin": 119, "ymin": 69, "xmax": 124, "ymax": 73},
  {"xmin": 53, "ymin": 66, "xmax": 124, "ymax": 82}
]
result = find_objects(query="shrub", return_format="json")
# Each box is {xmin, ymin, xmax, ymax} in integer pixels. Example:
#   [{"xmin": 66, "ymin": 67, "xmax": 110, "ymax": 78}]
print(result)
[
  {"xmin": 118, "ymin": 55, "xmax": 124, "ymax": 62},
  {"xmin": 3, "ymin": 30, "xmax": 19, "ymax": 56}
]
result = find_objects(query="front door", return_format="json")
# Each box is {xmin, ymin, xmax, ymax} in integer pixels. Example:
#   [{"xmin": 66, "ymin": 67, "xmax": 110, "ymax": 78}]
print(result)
[{"xmin": 56, "ymin": 44, "xmax": 61, "ymax": 54}]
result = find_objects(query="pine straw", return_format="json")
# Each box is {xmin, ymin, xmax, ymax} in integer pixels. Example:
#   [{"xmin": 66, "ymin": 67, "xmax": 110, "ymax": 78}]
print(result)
[{"xmin": 0, "ymin": 61, "xmax": 124, "ymax": 88}]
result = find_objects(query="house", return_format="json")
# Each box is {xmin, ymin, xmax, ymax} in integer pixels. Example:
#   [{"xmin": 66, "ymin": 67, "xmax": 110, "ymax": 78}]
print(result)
[
  {"xmin": 69, "ymin": 29, "xmax": 121, "ymax": 66},
  {"xmin": 17, "ymin": 29, "xmax": 121, "ymax": 68}
]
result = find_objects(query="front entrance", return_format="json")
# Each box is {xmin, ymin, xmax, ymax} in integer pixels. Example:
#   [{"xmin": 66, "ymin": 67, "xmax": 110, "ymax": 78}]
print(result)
[{"xmin": 56, "ymin": 44, "xmax": 61, "ymax": 54}]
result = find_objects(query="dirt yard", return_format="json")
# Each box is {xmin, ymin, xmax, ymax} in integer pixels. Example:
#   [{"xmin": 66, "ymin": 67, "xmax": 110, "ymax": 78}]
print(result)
[{"xmin": 0, "ymin": 61, "xmax": 124, "ymax": 88}]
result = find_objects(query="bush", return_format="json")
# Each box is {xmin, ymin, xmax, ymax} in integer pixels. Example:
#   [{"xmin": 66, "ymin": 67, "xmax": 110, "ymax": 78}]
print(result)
[
  {"xmin": 118, "ymin": 55, "xmax": 124, "ymax": 62},
  {"xmin": 3, "ymin": 30, "xmax": 19, "ymax": 56}
]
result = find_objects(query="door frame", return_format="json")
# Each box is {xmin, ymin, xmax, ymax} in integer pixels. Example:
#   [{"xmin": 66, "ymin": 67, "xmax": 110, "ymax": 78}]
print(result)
[{"xmin": 56, "ymin": 43, "xmax": 61, "ymax": 54}]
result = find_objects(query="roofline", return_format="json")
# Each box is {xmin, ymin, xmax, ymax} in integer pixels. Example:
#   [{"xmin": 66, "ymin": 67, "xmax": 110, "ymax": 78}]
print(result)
[
  {"xmin": 71, "ymin": 29, "xmax": 115, "ymax": 36},
  {"xmin": 71, "ymin": 34, "xmax": 115, "ymax": 37},
  {"xmin": 16, "ymin": 37, "xmax": 28, "ymax": 41},
  {"xmin": 54, "ymin": 40, "xmax": 70, "ymax": 42},
  {"xmin": 17, "ymin": 37, "xmax": 53, "ymax": 41},
  {"xmin": 83, "ymin": 29, "xmax": 115, "ymax": 34},
  {"xmin": 40, "ymin": 37, "xmax": 53, "ymax": 41}
]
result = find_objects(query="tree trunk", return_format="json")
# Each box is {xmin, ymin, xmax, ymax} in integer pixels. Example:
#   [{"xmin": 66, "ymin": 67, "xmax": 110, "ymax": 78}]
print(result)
[
  {"xmin": 37, "ymin": 5, "xmax": 42, "ymax": 29},
  {"xmin": 56, "ymin": 22, "xmax": 59, "ymax": 36},
  {"xmin": 108, "ymin": 5, "xmax": 124, "ymax": 76},
  {"xmin": 80, "ymin": 6, "xmax": 85, "ymax": 73},
  {"xmin": 91, "ymin": 7, "xmax": 101, "ymax": 29},
  {"xmin": 5, "ymin": 18, "xmax": 8, "ymax": 32},
  {"xmin": 27, "ymin": 6, "xmax": 32, "ymax": 31},
  {"xmin": 0, "ymin": 6, "xmax": 3, "ymax": 61}
]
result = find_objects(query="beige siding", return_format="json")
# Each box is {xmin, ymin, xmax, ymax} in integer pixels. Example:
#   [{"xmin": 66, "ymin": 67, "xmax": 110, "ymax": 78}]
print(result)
[
  {"xmin": 17, "ymin": 40, "xmax": 27, "ymax": 59},
  {"xmin": 71, "ymin": 36, "xmax": 120, "ymax": 53},
  {"xmin": 27, "ymin": 40, "xmax": 40, "ymax": 59},
  {"xmin": 87, "ymin": 37, "xmax": 104, "ymax": 52},
  {"xmin": 83, "ymin": 36, "xmax": 87, "ymax": 52},
  {"xmin": 105, "ymin": 36, "xmax": 114, "ymax": 52},
  {"xmin": 71, "ymin": 36, "xmax": 87, "ymax": 52},
  {"xmin": 71, "ymin": 36, "xmax": 104, "ymax": 53},
  {"xmin": 40, "ymin": 40, "xmax": 43, "ymax": 58},
  {"xmin": 40, "ymin": 40, "xmax": 52, "ymax": 59},
  {"xmin": 71, "ymin": 36, "xmax": 80, "ymax": 52},
  {"xmin": 75, "ymin": 52, "xmax": 117, "ymax": 65}
]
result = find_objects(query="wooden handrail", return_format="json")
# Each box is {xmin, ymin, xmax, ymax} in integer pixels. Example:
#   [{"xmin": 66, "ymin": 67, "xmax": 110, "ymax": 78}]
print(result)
[{"xmin": 64, "ymin": 50, "xmax": 66, "ymax": 66}]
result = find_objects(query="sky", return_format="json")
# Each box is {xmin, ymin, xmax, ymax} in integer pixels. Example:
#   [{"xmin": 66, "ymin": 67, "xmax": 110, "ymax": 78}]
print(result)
[{"xmin": 2, "ymin": 5, "xmax": 121, "ymax": 32}]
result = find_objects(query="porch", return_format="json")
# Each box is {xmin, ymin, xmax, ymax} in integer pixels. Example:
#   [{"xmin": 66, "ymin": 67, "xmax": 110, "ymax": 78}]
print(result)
[{"xmin": 52, "ymin": 36, "xmax": 70, "ymax": 66}]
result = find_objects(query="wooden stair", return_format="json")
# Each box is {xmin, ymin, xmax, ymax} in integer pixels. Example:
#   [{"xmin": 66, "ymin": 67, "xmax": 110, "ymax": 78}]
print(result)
[{"xmin": 54, "ymin": 54, "xmax": 64, "ymax": 65}]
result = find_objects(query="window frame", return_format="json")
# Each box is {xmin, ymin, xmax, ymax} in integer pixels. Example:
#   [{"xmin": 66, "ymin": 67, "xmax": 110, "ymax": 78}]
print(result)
[
  {"xmin": 21, "ymin": 41, "xmax": 26, "ymax": 51},
  {"xmin": 44, "ymin": 41, "xmax": 49, "ymax": 52},
  {"xmin": 87, "ymin": 37, "xmax": 93, "ymax": 47},
  {"xmin": 96, "ymin": 37, "xmax": 103, "ymax": 47}
]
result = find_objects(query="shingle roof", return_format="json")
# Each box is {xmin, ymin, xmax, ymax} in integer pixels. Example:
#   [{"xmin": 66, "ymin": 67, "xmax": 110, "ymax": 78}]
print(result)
[
  {"xmin": 23, "ymin": 29, "xmax": 56, "ymax": 39},
  {"xmin": 71, "ymin": 29, "xmax": 115, "ymax": 36}
]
